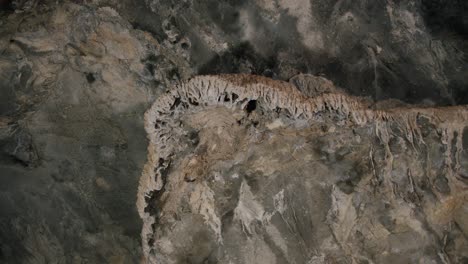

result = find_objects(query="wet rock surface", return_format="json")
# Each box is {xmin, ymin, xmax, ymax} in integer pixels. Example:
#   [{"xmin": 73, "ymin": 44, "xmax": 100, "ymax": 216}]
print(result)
[{"xmin": 0, "ymin": 1, "xmax": 466, "ymax": 263}]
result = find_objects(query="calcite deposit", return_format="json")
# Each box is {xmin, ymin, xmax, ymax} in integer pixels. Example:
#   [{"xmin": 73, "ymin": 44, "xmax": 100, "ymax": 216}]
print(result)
[
  {"xmin": 140, "ymin": 74, "xmax": 468, "ymax": 263},
  {"xmin": 1, "ymin": 0, "xmax": 467, "ymax": 263}
]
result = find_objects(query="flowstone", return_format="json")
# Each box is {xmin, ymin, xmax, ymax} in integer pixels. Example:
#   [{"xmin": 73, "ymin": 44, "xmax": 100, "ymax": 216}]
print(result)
[{"xmin": 140, "ymin": 74, "xmax": 468, "ymax": 263}]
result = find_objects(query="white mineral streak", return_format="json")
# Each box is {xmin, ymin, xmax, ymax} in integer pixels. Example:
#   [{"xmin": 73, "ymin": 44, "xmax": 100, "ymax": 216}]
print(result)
[
  {"xmin": 234, "ymin": 180, "xmax": 266, "ymax": 235},
  {"xmin": 138, "ymin": 74, "xmax": 468, "ymax": 261}
]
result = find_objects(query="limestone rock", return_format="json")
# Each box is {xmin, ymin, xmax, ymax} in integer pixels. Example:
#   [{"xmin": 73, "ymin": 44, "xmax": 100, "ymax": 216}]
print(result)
[
  {"xmin": 0, "ymin": 1, "xmax": 467, "ymax": 263},
  {"xmin": 140, "ymin": 74, "xmax": 468, "ymax": 263}
]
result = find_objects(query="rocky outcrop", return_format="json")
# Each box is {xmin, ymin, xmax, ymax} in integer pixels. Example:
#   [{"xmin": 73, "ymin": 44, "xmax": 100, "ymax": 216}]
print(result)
[
  {"xmin": 141, "ymin": 74, "xmax": 468, "ymax": 263},
  {"xmin": 1, "ymin": 0, "xmax": 467, "ymax": 263}
]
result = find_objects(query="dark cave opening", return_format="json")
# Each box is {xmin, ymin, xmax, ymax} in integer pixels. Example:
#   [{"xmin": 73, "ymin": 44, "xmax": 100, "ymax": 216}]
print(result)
[{"xmin": 245, "ymin": 100, "xmax": 257, "ymax": 113}]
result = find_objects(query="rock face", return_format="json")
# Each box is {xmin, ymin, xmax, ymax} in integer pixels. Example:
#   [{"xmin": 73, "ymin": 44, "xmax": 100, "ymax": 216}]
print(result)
[
  {"xmin": 140, "ymin": 74, "xmax": 468, "ymax": 263},
  {"xmin": 114, "ymin": 0, "xmax": 468, "ymax": 105},
  {"xmin": 0, "ymin": 1, "xmax": 467, "ymax": 264},
  {"xmin": 0, "ymin": 3, "xmax": 181, "ymax": 263}
]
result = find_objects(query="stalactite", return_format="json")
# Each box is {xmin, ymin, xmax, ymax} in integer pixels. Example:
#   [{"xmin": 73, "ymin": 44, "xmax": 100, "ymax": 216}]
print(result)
[{"xmin": 138, "ymin": 74, "xmax": 468, "ymax": 261}]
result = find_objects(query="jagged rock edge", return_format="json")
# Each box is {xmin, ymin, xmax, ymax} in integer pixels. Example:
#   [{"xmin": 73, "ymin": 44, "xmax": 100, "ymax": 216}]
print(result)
[{"xmin": 137, "ymin": 74, "xmax": 468, "ymax": 260}]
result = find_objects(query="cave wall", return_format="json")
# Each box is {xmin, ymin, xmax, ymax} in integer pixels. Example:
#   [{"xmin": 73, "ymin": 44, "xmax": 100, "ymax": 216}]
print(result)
[{"xmin": 0, "ymin": 0, "xmax": 467, "ymax": 263}]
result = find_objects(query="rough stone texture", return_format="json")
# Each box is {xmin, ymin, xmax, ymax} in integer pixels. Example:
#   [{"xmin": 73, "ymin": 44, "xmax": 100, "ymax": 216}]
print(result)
[
  {"xmin": 108, "ymin": 0, "xmax": 468, "ymax": 105},
  {"xmin": 141, "ymin": 74, "xmax": 468, "ymax": 263},
  {"xmin": 0, "ymin": 0, "xmax": 467, "ymax": 263},
  {"xmin": 0, "ymin": 3, "xmax": 186, "ymax": 263}
]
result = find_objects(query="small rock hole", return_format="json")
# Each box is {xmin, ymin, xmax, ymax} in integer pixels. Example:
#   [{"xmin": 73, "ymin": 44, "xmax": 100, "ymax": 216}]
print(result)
[
  {"xmin": 188, "ymin": 98, "xmax": 199, "ymax": 106},
  {"xmin": 245, "ymin": 100, "xmax": 257, "ymax": 113},
  {"xmin": 181, "ymin": 41, "xmax": 190, "ymax": 50},
  {"xmin": 86, "ymin": 72, "xmax": 96, "ymax": 83}
]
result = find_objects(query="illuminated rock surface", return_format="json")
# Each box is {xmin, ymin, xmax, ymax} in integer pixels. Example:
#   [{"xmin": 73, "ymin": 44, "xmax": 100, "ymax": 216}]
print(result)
[{"xmin": 140, "ymin": 74, "xmax": 468, "ymax": 263}]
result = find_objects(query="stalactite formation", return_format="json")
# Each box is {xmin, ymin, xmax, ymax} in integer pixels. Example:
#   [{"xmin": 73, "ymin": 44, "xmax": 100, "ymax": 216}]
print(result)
[{"xmin": 139, "ymin": 74, "xmax": 468, "ymax": 263}]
